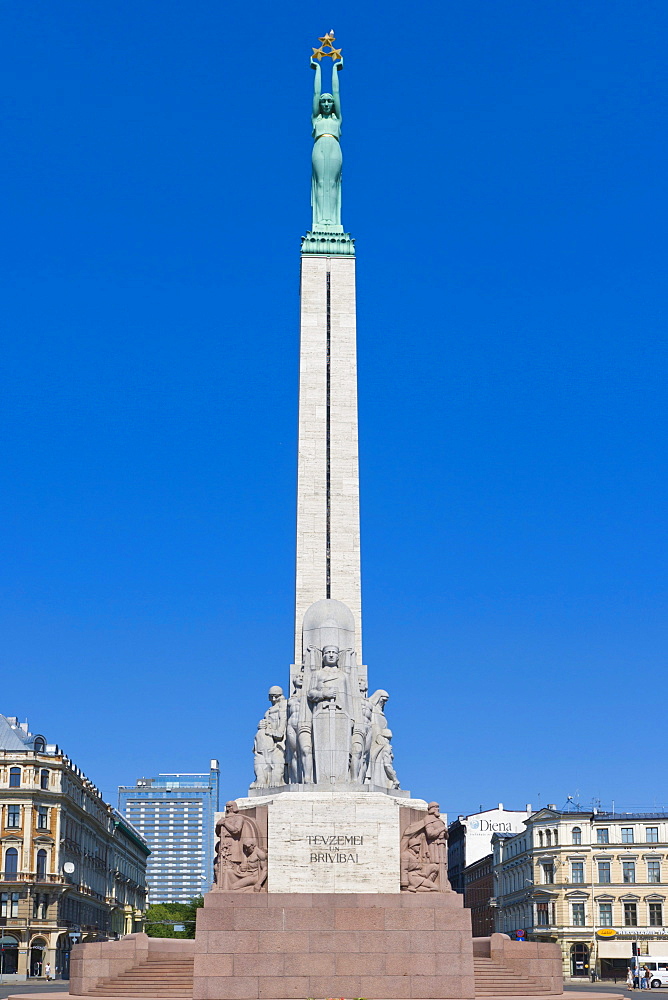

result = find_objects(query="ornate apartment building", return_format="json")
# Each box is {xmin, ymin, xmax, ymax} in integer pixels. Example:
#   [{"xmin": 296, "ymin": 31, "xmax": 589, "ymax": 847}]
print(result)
[
  {"xmin": 0, "ymin": 714, "xmax": 149, "ymax": 981},
  {"xmin": 492, "ymin": 806, "xmax": 668, "ymax": 979}
]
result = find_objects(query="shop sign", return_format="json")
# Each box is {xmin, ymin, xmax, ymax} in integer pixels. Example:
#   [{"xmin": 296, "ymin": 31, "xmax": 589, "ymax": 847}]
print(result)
[
  {"xmin": 597, "ymin": 929, "xmax": 617, "ymax": 938},
  {"xmin": 616, "ymin": 931, "xmax": 668, "ymax": 938}
]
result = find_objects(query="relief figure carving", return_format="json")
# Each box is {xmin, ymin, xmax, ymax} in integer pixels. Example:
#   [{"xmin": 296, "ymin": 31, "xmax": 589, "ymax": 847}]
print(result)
[
  {"xmin": 400, "ymin": 802, "xmax": 449, "ymax": 892},
  {"xmin": 215, "ymin": 801, "xmax": 268, "ymax": 892}
]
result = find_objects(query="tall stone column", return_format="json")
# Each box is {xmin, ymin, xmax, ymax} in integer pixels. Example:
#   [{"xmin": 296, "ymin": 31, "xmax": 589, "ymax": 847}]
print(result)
[{"xmin": 295, "ymin": 236, "xmax": 361, "ymax": 665}]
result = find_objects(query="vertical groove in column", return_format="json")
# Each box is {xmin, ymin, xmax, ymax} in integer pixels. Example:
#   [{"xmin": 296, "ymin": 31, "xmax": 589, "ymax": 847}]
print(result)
[{"xmin": 326, "ymin": 269, "xmax": 331, "ymax": 599}]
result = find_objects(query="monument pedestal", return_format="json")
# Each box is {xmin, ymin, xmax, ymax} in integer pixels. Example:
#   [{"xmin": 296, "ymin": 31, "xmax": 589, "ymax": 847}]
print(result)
[
  {"xmin": 231, "ymin": 790, "xmax": 425, "ymax": 894},
  {"xmin": 193, "ymin": 890, "xmax": 475, "ymax": 1000}
]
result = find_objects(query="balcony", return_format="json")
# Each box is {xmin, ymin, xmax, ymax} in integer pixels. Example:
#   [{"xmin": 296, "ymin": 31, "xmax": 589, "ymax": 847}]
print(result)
[
  {"xmin": 75, "ymin": 884, "xmax": 106, "ymax": 902},
  {"xmin": 0, "ymin": 871, "xmax": 67, "ymax": 884}
]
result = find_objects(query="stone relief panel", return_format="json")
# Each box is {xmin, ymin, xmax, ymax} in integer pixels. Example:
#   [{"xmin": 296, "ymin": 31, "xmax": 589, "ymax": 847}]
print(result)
[
  {"xmin": 400, "ymin": 803, "xmax": 450, "ymax": 892},
  {"xmin": 214, "ymin": 801, "xmax": 268, "ymax": 893}
]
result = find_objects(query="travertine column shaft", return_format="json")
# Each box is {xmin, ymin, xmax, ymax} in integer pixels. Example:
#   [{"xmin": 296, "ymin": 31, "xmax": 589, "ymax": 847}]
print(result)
[{"xmin": 295, "ymin": 254, "xmax": 362, "ymax": 663}]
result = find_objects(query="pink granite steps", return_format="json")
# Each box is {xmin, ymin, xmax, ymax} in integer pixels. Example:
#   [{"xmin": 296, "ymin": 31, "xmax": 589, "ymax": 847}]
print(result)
[
  {"xmin": 85, "ymin": 956, "xmax": 194, "ymax": 998},
  {"xmin": 474, "ymin": 956, "xmax": 552, "ymax": 996}
]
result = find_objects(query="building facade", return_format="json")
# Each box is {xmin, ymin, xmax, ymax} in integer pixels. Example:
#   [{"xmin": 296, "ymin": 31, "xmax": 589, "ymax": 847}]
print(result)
[
  {"xmin": 0, "ymin": 714, "xmax": 149, "ymax": 981},
  {"xmin": 448, "ymin": 803, "xmax": 532, "ymax": 893},
  {"xmin": 493, "ymin": 807, "xmax": 668, "ymax": 979},
  {"xmin": 109, "ymin": 810, "xmax": 152, "ymax": 937},
  {"xmin": 119, "ymin": 761, "xmax": 220, "ymax": 903},
  {"xmin": 463, "ymin": 853, "xmax": 494, "ymax": 937}
]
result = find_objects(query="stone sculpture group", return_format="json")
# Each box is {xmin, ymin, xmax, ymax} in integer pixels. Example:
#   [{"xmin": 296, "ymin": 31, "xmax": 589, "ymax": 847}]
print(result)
[
  {"xmin": 210, "ymin": 599, "xmax": 451, "ymax": 895},
  {"xmin": 250, "ymin": 633, "xmax": 400, "ymax": 790}
]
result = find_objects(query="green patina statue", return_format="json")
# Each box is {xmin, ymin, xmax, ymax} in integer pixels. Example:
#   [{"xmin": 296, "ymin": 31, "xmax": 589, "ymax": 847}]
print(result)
[{"xmin": 310, "ymin": 49, "xmax": 344, "ymax": 233}]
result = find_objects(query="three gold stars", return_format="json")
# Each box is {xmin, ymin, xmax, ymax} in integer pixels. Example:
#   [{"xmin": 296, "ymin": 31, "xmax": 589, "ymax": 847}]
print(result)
[{"xmin": 311, "ymin": 30, "xmax": 342, "ymax": 61}]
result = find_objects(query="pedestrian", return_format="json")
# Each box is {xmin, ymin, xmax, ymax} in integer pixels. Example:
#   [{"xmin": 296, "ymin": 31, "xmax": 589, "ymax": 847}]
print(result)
[
  {"xmin": 642, "ymin": 966, "xmax": 651, "ymax": 990},
  {"xmin": 627, "ymin": 967, "xmax": 635, "ymax": 990},
  {"xmin": 45, "ymin": 962, "xmax": 51, "ymax": 981}
]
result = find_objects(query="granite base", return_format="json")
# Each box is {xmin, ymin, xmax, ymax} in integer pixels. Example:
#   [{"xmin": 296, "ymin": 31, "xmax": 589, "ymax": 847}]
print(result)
[{"xmin": 194, "ymin": 891, "xmax": 475, "ymax": 1000}]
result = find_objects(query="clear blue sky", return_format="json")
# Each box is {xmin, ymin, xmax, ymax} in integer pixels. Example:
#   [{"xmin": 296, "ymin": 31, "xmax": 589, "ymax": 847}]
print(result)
[{"xmin": 1, "ymin": 1, "xmax": 666, "ymax": 818}]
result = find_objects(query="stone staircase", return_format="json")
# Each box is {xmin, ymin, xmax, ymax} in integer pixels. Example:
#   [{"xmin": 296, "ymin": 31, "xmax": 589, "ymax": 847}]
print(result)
[
  {"xmin": 87, "ymin": 956, "xmax": 194, "ymax": 997},
  {"xmin": 474, "ymin": 956, "xmax": 553, "ymax": 996}
]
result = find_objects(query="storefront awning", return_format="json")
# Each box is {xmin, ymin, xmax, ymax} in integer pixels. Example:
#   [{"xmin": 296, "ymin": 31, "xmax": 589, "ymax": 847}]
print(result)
[{"xmin": 598, "ymin": 942, "xmax": 632, "ymax": 958}]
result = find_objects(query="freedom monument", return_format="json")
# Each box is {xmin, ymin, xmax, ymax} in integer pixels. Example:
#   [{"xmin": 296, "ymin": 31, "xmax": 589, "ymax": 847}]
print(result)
[
  {"xmin": 220, "ymin": 30, "xmax": 448, "ymax": 901},
  {"xmin": 66, "ymin": 33, "xmax": 567, "ymax": 1000}
]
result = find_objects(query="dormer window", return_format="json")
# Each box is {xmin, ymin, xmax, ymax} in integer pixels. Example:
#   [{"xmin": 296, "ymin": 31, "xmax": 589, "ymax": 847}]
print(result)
[{"xmin": 33, "ymin": 738, "xmax": 46, "ymax": 753}]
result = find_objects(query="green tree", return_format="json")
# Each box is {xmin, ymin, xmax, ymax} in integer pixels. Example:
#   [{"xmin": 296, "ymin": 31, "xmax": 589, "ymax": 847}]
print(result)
[{"xmin": 145, "ymin": 896, "xmax": 204, "ymax": 939}]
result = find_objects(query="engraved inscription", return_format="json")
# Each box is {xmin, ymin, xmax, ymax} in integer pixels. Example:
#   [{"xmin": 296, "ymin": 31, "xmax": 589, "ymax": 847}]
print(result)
[
  {"xmin": 306, "ymin": 835, "xmax": 364, "ymax": 846},
  {"xmin": 306, "ymin": 833, "xmax": 364, "ymax": 863},
  {"xmin": 310, "ymin": 852, "xmax": 360, "ymax": 863}
]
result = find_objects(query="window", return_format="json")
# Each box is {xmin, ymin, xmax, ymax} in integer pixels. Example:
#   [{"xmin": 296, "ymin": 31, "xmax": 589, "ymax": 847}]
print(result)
[
  {"xmin": 623, "ymin": 861, "xmax": 636, "ymax": 883},
  {"xmin": 40, "ymin": 770, "xmax": 49, "ymax": 790},
  {"xmin": 6, "ymin": 805, "xmax": 20, "ymax": 829},
  {"xmin": 648, "ymin": 861, "xmax": 661, "ymax": 883},
  {"xmin": 649, "ymin": 903, "xmax": 663, "ymax": 927},
  {"xmin": 4, "ymin": 848, "xmax": 18, "ymax": 876},
  {"xmin": 572, "ymin": 902, "xmax": 586, "ymax": 926},
  {"xmin": 571, "ymin": 861, "xmax": 584, "ymax": 883},
  {"xmin": 598, "ymin": 861, "xmax": 611, "ymax": 883},
  {"xmin": 36, "ymin": 849, "xmax": 47, "ymax": 877},
  {"xmin": 572, "ymin": 827, "xmax": 582, "ymax": 845},
  {"xmin": 646, "ymin": 828, "xmax": 659, "ymax": 844},
  {"xmin": 622, "ymin": 828, "xmax": 635, "ymax": 844},
  {"xmin": 33, "ymin": 894, "xmax": 48, "ymax": 919},
  {"xmin": 37, "ymin": 807, "xmax": 48, "ymax": 830},
  {"xmin": 0, "ymin": 893, "xmax": 18, "ymax": 918},
  {"xmin": 597, "ymin": 828, "xmax": 609, "ymax": 844},
  {"xmin": 543, "ymin": 864, "xmax": 555, "ymax": 884},
  {"xmin": 546, "ymin": 830, "xmax": 552, "ymax": 847},
  {"xmin": 34, "ymin": 737, "xmax": 45, "ymax": 752},
  {"xmin": 599, "ymin": 903, "xmax": 613, "ymax": 927},
  {"xmin": 624, "ymin": 902, "xmax": 638, "ymax": 926},
  {"xmin": 537, "ymin": 902, "xmax": 550, "ymax": 926},
  {"xmin": 8, "ymin": 769, "xmax": 20, "ymax": 789}
]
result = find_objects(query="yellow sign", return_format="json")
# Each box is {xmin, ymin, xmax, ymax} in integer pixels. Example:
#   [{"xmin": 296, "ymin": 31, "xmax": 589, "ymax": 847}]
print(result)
[{"xmin": 597, "ymin": 929, "xmax": 617, "ymax": 938}]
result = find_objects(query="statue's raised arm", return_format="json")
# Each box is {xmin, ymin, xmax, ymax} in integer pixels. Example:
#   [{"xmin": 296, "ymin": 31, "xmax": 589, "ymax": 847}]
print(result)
[
  {"xmin": 331, "ymin": 57, "xmax": 342, "ymax": 120},
  {"xmin": 311, "ymin": 58, "xmax": 322, "ymax": 122}
]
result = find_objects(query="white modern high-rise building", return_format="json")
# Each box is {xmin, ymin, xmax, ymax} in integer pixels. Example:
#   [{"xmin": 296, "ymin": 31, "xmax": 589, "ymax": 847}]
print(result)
[{"xmin": 119, "ymin": 761, "xmax": 219, "ymax": 903}]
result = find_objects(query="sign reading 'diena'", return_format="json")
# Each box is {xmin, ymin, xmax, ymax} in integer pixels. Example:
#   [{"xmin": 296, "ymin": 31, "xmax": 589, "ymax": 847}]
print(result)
[{"xmin": 307, "ymin": 834, "xmax": 363, "ymax": 863}]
